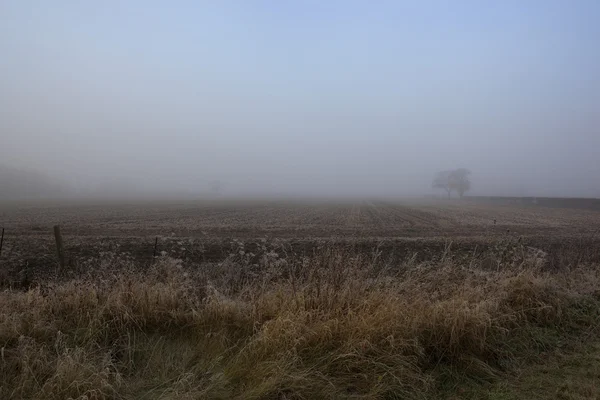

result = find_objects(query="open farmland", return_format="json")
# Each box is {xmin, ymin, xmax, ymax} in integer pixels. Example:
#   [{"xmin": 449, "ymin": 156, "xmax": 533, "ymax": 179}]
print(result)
[
  {"xmin": 2, "ymin": 198, "xmax": 600, "ymax": 399},
  {"xmin": 3, "ymin": 198, "xmax": 600, "ymax": 238},
  {"xmin": 1, "ymin": 198, "xmax": 600, "ymax": 283}
]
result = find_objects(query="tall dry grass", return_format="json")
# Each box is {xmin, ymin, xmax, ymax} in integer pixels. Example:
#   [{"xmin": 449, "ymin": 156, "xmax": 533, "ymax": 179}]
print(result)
[{"xmin": 1, "ymin": 247, "xmax": 600, "ymax": 399}]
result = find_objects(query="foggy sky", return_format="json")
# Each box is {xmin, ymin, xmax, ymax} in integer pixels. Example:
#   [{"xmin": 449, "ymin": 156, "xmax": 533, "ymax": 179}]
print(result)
[{"xmin": 1, "ymin": 1, "xmax": 599, "ymax": 198}]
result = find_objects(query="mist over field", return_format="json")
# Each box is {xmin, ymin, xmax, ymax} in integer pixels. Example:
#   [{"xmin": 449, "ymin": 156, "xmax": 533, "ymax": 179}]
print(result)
[
  {"xmin": 4, "ymin": 4, "xmax": 600, "ymax": 398},
  {"xmin": 1, "ymin": 1, "xmax": 599, "ymax": 199}
]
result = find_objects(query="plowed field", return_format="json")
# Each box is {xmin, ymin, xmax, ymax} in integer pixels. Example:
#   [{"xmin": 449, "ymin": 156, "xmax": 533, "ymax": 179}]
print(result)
[{"xmin": 2, "ymin": 198, "xmax": 600, "ymax": 282}]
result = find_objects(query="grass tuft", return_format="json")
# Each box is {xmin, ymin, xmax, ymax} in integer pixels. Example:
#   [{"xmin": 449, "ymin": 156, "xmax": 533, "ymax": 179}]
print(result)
[{"xmin": 1, "ymin": 248, "xmax": 600, "ymax": 399}]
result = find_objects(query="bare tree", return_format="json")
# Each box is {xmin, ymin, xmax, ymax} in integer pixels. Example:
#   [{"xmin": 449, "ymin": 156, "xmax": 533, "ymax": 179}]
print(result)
[{"xmin": 432, "ymin": 168, "xmax": 471, "ymax": 198}]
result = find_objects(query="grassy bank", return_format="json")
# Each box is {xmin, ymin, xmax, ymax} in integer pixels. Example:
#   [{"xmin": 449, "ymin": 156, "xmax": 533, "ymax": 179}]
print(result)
[{"xmin": 1, "ymin": 248, "xmax": 600, "ymax": 399}]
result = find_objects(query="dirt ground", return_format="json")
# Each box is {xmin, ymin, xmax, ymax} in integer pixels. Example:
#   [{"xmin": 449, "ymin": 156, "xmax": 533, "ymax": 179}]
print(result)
[{"xmin": 1, "ymin": 198, "xmax": 600, "ymax": 286}]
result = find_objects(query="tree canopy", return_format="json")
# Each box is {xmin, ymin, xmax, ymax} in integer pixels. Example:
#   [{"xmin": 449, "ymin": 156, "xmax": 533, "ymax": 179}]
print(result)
[{"xmin": 432, "ymin": 169, "xmax": 471, "ymax": 198}]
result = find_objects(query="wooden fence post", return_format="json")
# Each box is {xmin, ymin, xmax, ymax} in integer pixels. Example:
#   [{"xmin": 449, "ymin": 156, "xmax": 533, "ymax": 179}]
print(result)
[
  {"xmin": 153, "ymin": 236, "xmax": 159, "ymax": 258},
  {"xmin": 53, "ymin": 225, "xmax": 65, "ymax": 270},
  {"xmin": 0, "ymin": 227, "xmax": 4, "ymax": 257}
]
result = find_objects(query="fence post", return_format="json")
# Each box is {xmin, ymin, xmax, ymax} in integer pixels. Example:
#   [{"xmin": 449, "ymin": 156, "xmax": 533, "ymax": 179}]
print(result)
[
  {"xmin": 0, "ymin": 227, "xmax": 4, "ymax": 257},
  {"xmin": 53, "ymin": 225, "xmax": 65, "ymax": 271},
  {"xmin": 153, "ymin": 236, "xmax": 159, "ymax": 258}
]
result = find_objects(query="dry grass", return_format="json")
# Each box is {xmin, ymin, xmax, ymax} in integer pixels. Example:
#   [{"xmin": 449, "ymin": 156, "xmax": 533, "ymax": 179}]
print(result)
[
  {"xmin": 484, "ymin": 340, "xmax": 600, "ymax": 400},
  {"xmin": 1, "ymin": 248, "xmax": 600, "ymax": 399}
]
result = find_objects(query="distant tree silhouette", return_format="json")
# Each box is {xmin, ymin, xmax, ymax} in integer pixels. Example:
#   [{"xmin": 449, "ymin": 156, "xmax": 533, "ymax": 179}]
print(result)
[{"xmin": 433, "ymin": 168, "xmax": 471, "ymax": 198}]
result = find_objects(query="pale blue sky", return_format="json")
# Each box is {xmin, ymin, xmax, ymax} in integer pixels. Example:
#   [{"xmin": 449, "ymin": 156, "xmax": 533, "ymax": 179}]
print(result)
[{"xmin": 1, "ymin": 1, "xmax": 599, "ymax": 196}]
